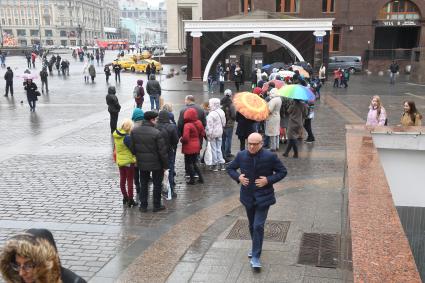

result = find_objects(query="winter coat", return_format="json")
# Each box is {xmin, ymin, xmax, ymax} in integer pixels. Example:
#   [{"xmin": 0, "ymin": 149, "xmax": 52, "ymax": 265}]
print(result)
[
  {"xmin": 265, "ymin": 90, "xmax": 282, "ymax": 136},
  {"xmin": 130, "ymin": 120, "xmax": 168, "ymax": 171},
  {"xmin": 88, "ymin": 65, "xmax": 96, "ymax": 77},
  {"xmin": 146, "ymin": 74, "xmax": 161, "ymax": 98},
  {"xmin": 156, "ymin": 110, "xmax": 179, "ymax": 152},
  {"xmin": 366, "ymin": 106, "xmax": 387, "ymax": 126},
  {"xmin": 134, "ymin": 80, "xmax": 145, "ymax": 105},
  {"xmin": 113, "ymin": 128, "xmax": 136, "ymax": 167},
  {"xmin": 227, "ymin": 148, "xmax": 287, "ymax": 209},
  {"xmin": 280, "ymin": 96, "xmax": 291, "ymax": 128},
  {"xmin": 181, "ymin": 108, "xmax": 205, "ymax": 155},
  {"xmin": 401, "ymin": 112, "xmax": 422, "ymax": 126},
  {"xmin": 4, "ymin": 69, "xmax": 13, "ymax": 82},
  {"xmin": 177, "ymin": 103, "xmax": 207, "ymax": 136},
  {"xmin": 235, "ymin": 112, "xmax": 256, "ymax": 139},
  {"xmin": 206, "ymin": 98, "xmax": 226, "ymax": 139},
  {"xmin": 113, "ymin": 64, "xmax": 121, "ymax": 73},
  {"xmin": 287, "ymin": 100, "xmax": 307, "ymax": 139},
  {"xmin": 319, "ymin": 66, "xmax": 326, "ymax": 80},
  {"xmin": 221, "ymin": 96, "xmax": 236, "ymax": 128},
  {"xmin": 106, "ymin": 93, "xmax": 120, "ymax": 113},
  {"xmin": 104, "ymin": 66, "xmax": 111, "ymax": 76},
  {"xmin": 24, "ymin": 81, "xmax": 38, "ymax": 101},
  {"xmin": 234, "ymin": 69, "xmax": 243, "ymax": 83},
  {"xmin": 40, "ymin": 69, "xmax": 48, "ymax": 81}
]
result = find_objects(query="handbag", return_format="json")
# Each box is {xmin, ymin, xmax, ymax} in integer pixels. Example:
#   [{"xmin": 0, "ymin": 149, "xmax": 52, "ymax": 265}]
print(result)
[
  {"xmin": 35, "ymin": 90, "xmax": 41, "ymax": 96},
  {"xmin": 203, "ymin": 141, "xmax": 213, "ymax": 166}
]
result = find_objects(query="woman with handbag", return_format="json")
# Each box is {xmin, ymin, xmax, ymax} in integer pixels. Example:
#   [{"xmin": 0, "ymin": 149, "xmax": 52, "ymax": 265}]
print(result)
[{"xmin": 23, "ymin": 79, "xmax": 38, "ymax": 112}]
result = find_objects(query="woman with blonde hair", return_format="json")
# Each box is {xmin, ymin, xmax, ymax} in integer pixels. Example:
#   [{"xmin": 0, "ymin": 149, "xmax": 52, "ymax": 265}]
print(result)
[
  {"xmin": 113, "ymin": 119, "xmax": 137, "ymax": 207},
  {"xmin": 366, "ymin": 95, "xmax": 387, "ymax": 126},
  {"xmin": 401, "ymin": 101, "xmax": 422, "ymax": 126}
]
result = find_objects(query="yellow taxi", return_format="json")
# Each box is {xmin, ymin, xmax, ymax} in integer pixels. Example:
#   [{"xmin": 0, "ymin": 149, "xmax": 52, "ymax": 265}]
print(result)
[
  {"xmin": 114, "ymin": 56, "xmax": 137, "ymax": 70},
  {"xmin": 130, "ymin": 59, "xmax": 162, "ymax": 73}
]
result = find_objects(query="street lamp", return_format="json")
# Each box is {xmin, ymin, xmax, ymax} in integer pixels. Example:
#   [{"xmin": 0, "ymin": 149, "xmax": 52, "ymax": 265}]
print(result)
[
  {"xmin": 37, "ymin": 0, "xmax": 42, "ymax": 48},
  {"xmin": 77, "ymin": 24, "xmax": 83, "ymax": 48}
]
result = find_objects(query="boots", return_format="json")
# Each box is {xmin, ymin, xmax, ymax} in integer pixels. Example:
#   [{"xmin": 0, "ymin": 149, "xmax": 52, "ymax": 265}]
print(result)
[
  {"xmin": 187, "ymin": 177, "xmax": 196, "ymax": 185},
  {"xmin": 128, "ymin": 198, "xmax": 137, "ymax": 207},
  {"xmin": 122, "ymin": 197, "xmax": 128, "ymax": 205}
]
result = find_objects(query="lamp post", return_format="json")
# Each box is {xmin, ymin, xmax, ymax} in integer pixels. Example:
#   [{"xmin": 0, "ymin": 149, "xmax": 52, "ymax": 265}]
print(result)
[
  {"xmin": 77, "ymin": 24, "xmax": 83, "ymax": 48},
  {"xmin": 37, "ymin": 0, "xmax": 42, "ymax": 48}
]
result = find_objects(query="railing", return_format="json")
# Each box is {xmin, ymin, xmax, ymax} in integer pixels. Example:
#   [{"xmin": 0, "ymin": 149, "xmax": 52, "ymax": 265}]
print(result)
[{"xmin": 365, "ymin": 49, "xmax": 412, "ymax": 60}]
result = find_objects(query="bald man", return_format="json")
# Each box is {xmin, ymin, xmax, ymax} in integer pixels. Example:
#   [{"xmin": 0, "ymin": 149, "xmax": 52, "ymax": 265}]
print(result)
[{"xmin": 227, "ymin": 133, "xmax": 287, "ymax": 269}]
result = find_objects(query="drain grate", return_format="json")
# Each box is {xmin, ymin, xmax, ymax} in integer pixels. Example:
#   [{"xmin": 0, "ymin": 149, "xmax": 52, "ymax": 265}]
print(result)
[
  {"xmin": 298, "ymin": 233, "xmax": 340, "ymax": 268},
  {"xmin": 226, "ymin": 219, "xmax": 290, "ymax": 242}
]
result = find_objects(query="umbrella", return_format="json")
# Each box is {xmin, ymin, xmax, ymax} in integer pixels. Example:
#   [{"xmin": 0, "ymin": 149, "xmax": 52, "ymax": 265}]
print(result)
[
  {"xmin": 262, "ymin": 62, "xmax": 286, "ymax": 74},
  {"xmin": 278, "ymin": 70, "xmax": 295, "ymax": 78},
  {"xmin": 261, "ymin": 79, "xmax": 285, "ymax": 93},
  {"xmin": 277, "ymin": 85, "xmax": 316, "ymax": 102},
  {"xmin": 18, "ymin": 72, "xmax": 38, "ymax": 80},
  {"xmin": 233, "ymin": 92, "xmax": 269, "ymax": 122}
]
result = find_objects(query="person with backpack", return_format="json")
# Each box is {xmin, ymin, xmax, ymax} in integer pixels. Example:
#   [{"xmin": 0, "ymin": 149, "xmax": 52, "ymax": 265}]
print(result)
[
  {"xmin": 133, "ymin": 79, "xmax": 145, "ymax": 108},
  {"xmin": 366, "ymin": 95, "xmax": 387, "ymax": 126},
  {"xmin": 40, "ymin": 67, "xmax": 49, "ymax": 94}
]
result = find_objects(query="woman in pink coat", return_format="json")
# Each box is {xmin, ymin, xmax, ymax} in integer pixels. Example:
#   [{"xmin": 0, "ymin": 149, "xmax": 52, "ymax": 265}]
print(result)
[{"xmin": 366, "ymin": 95, "xmax": 387, "ymax": 126}]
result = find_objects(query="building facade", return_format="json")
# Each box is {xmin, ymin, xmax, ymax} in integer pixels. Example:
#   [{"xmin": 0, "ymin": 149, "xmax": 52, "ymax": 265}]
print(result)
[{"xmin": 0, "ymin": 0, "xmax": 120, "ymax": 47}]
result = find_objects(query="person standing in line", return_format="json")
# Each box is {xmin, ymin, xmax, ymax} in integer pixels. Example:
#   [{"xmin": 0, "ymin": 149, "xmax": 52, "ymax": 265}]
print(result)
[
  {"xmin": 145, "ymin": 63, "xmax": 151, "ymax": 80},
  {"xmin": 236, "ymin": 112, "xmax": 256, "ymax": 151},
  {"xmin": 221, "ymin": 89, "xmax": 236, "ymax": 161},
  {"xmin": 146, "ymin": 74, "xmax": 161, "ymax": 110},
  {"xmin": 389, "ymin": 60, "xmax": 399, "ymax": 85},
  {"xmin": 113, "ymin": 62, "xmax": 122, "ymax": 83},
  {"xmin": 227, "ymin": 133, "xmax": 287, "ymax": 269},
  {"xmin": 400, "ymin": 101, "xmax": 422, "ymax": 126},
  {"xmin": 206, "ymin": 98, "xmax": 227, "ymax": 171},
  {"xmin": 234, "ymin": 66, "xmax": 243, "ymax": 92},
  {"xmin": 177, "ymin": 95, "xmax": 207, "ymax": 136},
  {"xmin": 88, "ymin": 64, "xmax": 96, "ymax": 83},
  {"xmin": 150, "ymin": 62, "xmax": 157, "ymax": 74},
  {"xmin": 333, "ymin": 68, "xmax": 340, "ymax": 88},
  {"xmin": 265, "ymin": 88, "xmax": 282, "ymax": 152},
  {"xmin": 4, "ymin": 66, "xmax": 13, "ymax": 97},
  {"xmin": 130, "ymin": 111, "xmax": 168, "ymax": 212},
  {"xmin": 366, "ymin": 95, "xmax": 387, "ymax": 126},
  {"xmin": 134, "ymin": 79, "xmax": 145, "ymax": 109},
  {"xmin": 104, "ymin": 64, "xmax": 111, "ymax": 84},
  {"xmin": 113, "ymin": 119, "xmax": 137, "ymax": 207},
  {"xmin": 282, "ymin": 99, "xmax": 307, "ymax": 158},
  {"xmin": 39, "ymin": 67, "xmax": 49, "ymax": 94},
  {"xmin": 24, "ymin": 79, "xmax": 38, "ymax": 112},
  {"xmin": 131, "ymin": 108, "xmax": 144, "ymax": 205},
  {"xmin": 106, "ymin": 86, "xmax": 121, "ymax": 134}
]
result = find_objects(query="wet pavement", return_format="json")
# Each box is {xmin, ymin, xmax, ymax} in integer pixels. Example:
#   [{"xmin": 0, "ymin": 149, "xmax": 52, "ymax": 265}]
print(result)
[{"xmin": 0, "ymin": 53, "xmax": 424, "ymax": 282}]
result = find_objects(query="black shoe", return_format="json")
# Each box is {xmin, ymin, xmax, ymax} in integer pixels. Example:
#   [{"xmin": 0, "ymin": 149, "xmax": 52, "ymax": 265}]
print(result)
[
  {"xmin": 282, "ymin": 153, "xmax": 289, "ymax": 157},
  {"xmin": 128, "ymin": 199, "xmax": 136, "ymax": 207},
  {"xmin": 153, "ymin": 205, "xmax": 166, "ymax": 212},
  {"xmin": 187, "ymin": 179, "xmax": 196, "ymax": 185},
  {"xmin": 3, "ymin": 94, "xmax": 7, "ymax": 97},
  {"xmin": 139, "ymin": 206, "xmax": 148, "ymax": 213},
  {"xmin": 172, "ymin": 192, "xmax": 177, "ymax": 198},
  {"xmin": 198, "ymin": 178, "xmax": 204, "ymax": 184},
  {"xmin": 122, "ymin": 197, "xmax": 128, "ymax": 205}
]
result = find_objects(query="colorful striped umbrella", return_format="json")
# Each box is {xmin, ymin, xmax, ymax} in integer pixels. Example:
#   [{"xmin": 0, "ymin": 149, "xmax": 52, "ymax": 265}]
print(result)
[
  {"xmin": 277, "ymin": 84, "xmax": 316, "ymax": 102},
  {"xmin": 233, "ymin": 92, "xmax": 269, "ymax": 122},
  {"xmin": 261, "ymin": 79, "xmax": 285, "ymax": 93}
]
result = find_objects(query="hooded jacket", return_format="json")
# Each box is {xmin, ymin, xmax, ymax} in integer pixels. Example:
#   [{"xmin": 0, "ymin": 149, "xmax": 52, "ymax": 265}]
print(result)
[
  {"xmin": 134, "ymin": 80, "xmax": 145, "ymax": 105},
  {"xmin": 206, "ymin": 98, "xmax": 226, "ymax": 139},
  {"xmin": 106, "ymin": 87, "xmax": 121, "ymax": 113},
  {"xmin": 177, "ymin": 103, "xmax": 207, "ymax": 136},
  {"xmin": 113, "ymin": 128, "xmax": 136, "ymax": 167},
  {"xmin": 156, "ymin": 110, "xmax": 179, "ymax": 152},
  {"xmin": 146, "ymin": 74, "xmax": 161, "ymax": 98},
  {"xmin": 181, "ymin": 108, "xmax": 205, "ymax": 155},
  {"xmin": 221, "ymin": 96, "xmax": 236, "ymax": 128},
  {"xmin": 265, "ymin": 88, "xmax": 282, "ymax": 136}
]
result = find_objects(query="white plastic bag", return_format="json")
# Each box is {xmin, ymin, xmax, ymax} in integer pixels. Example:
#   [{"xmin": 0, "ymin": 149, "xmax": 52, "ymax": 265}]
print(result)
[
  {"xmin": 162, "ymin": 170, "xmax": 172, "ymax": 200},
  {"xmin": 204, "ymin": 141, "xmax": 213, "ymax": 166}
]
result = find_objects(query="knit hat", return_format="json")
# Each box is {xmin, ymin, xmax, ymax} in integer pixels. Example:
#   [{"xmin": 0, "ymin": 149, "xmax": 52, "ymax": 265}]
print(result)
[
  {"xmin": 132, "ymin": 108, "xmax": 144, "ymax": 121},
  {"xmin": 144, "ymin": 110, "xmax": 158, "ymax": 121}
]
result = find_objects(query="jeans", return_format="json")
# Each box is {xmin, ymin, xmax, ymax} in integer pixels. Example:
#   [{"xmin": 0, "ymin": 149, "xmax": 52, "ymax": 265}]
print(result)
[
  {"xmin": 390, "ymin": 72, "xmax": 396, "ymax": 84},
  {"xmin": 115, "ymin": 72, "xmax": 121, "ymax": 83},
  {"xmin": 263, "ymin": 135, "xmax": 270, "ymax": 148},
  {"xmin": 245, "ymin": 205, "xmax": 270, "ymax": 258},
  {"xmin": 109, "ymin": 112, "xmax": 119, "ymax": 134},
  {"xmin": 149, "ymin": 96, "xmax": 160, "ymax": 110},
  {"xmin": 5, "ymin": 82, "xmax": 13, "ymax": 96},
  {"xmin": 119, "ymin": 165, "xmax": 134, "ymax": 199},
  {"xmin": 27, "ymin": 99, "xmax": 36, "ymax": 110},
  {"xmin": 222, "ymin": 127, "xmax": 233, "ymax": 157},
  {"xmin": 168, "ymin": 149, "xmax": 176, "ymax": 192},
  {"xmin": 41, "ymin": 80, "xmax": 48, "ymax": 93},
  {"xmin": 269, "ymin": 135, "xmax": 279, "ymax": 151},
  {"xmin": 210, "ymin": 137, "xmax": 225, "ymax": 165},
  {"xmin": 140, "ymin": 169, "xmax": 163, "ymax": 209}
]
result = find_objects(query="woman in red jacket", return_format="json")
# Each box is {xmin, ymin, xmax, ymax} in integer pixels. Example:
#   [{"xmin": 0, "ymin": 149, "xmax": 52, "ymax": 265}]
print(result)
[{"xmin": 181, "ymin": 108, "xmax": 205, "ymax": 184}]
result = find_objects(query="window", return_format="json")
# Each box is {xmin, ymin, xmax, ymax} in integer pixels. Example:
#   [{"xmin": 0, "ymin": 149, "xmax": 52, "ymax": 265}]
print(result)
[
  {"xmin": 322, "ymin": 0, "xmax": 335, "ymax": 13},
  {"xmin": 3, "ymin": 29, "xmax": 13, "ymax": 35},
  {"xmin": 30, "ymin": 29, "xmax": 39, "ymax": 36},
  {"xmin": 8, "ymin": 19, "xmax": 11, "ymax": 25},
  {"xmin": 15, "ymin": 19, "xmax": 19, "ymax": 25},
  {"xmin": 61, "ymin": 40, "xmax": 67, "ymax": 46},
  {"xmin": 35, "ymin": 19, "xmax": 39, "ymax": 25},
  {"xmin": 22, "ymin": 19, "xmax": 25, "ymax": 25},
  {"xmin": 1, "ymin": 19, "xmax": 5, "ymax": 25},
  {"xmin": 45, "ymin": 39, "xmax": 53, "ymax": 45},
  {"xmin": 28, "ymin": 19, "xmax": 32, "ymax": 25},
  {"xmin": 240, "ymin": 0, "xmax": 252, "ymax": 13},
  {"xmin": 330, "ymin": 27, "xmax": 341, "ymax": 52},
  {"xmin": 276, "ymin": 0, "xmax": 300, "ymax": 13},
  {"xmin": 17, "ymin": 29, "xmax": 26, "ymax": 36},
  {"xmin": 60, "ymin": 30, "xmax": 67, "ymax": 37},
  {"xmin": 378, "ymin": 0, "xmax": 420, "ymax": 20},
  {"xmin": 45, "ymin": 29, "xmax": 53, "ymax": 37}
]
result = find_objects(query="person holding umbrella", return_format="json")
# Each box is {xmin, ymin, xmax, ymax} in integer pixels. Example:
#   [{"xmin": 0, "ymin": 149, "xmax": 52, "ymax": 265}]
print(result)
[{"xmin": 23, "ymin": 78, "xmax": 39, "ymax": 112}]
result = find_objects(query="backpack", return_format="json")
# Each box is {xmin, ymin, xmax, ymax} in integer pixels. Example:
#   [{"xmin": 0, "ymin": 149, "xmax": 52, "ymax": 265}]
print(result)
[{"xmin": 133, "ymin": 86, "xmax": 140, "ymax": 98}]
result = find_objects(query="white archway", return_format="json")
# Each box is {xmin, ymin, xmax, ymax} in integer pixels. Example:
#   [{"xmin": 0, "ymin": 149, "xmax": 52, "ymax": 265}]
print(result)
[{"xmin": 202, "ymin": 32, "xmax": 305, "ymax": 82}]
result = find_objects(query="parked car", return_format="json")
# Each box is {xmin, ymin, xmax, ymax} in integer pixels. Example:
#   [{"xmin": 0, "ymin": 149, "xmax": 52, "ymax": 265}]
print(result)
[
  {"xmin": 114, "ymin": 57, "xmax": 136, "ymax": 70},
  {"xmin": 130, "ymin": 59, "xmax": 162, "ymax": 73},
  {"xmin": 328, "ymin": 56, "xmax": 362, "ymax": 73}
]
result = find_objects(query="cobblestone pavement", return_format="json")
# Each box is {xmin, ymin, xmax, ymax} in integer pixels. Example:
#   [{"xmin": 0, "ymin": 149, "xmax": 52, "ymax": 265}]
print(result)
[{"xmin": 0, "ymin": 52, "xmax": 424, "ymax": 283}]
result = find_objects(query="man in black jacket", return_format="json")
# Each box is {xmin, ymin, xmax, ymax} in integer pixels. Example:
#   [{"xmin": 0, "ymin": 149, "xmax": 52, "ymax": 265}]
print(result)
[
  {"xmin": 177, "ymin": 95, "xmax": 206, "ymax": 137},
  {"xmin": 131, "ymin": 111, "xmax": 169, "ymax": 212},
  {"xmin": 105, "ymin": 86, "xmax": 121, "ymax": 133},
  {"xmin": 4, "ymin": 66, "xmax": 13, "ymax": 97},
  {"xmin": 113, "ymin": 62, "xmax": 121, "ymax": 83}
]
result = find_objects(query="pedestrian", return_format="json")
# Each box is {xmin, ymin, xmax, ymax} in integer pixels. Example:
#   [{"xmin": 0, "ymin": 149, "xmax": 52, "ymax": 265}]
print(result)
[
  {"xmin": 31, "ymin": 52, "xmax": 36, "ymax": 68},
  {"xmin": 146, "ymin": 74, "xmax": 161, "ymax": 110},
  {"xmin": 100, "ymin": 51, "xmax": 104, "ymax": 65},
  {"xmin": 319, "ymin": 64, "xmax": 326, "ymax": 84},
  {"xmin": 130, "ymin": 111, "xmax": 169, "ymax": 212},
  {"xmin": 104, "ymin": 65, "xmax": 111, "ymax": 83},
  {"xmin": 95, "ymin": 52, "xmax": 100, "ymax": 65},
  {"xmin": 304, "ymin": 101, "xmax": 315, "ymax": 142},
  {"xmin": 236, "ymin": 112, "xmax": 257, "ymax": 150},
  {"xmin": 133, "ymin": 79, "xmax": 145, "ymax": 109},
  {"xmin": 25, "ymin": 52, "xmax": 31, "ymax": 69},
  {"xmin": 151, "ymin": 62, "xmax": 157, "ymax": 74},
  {"xmin": 24, "ymin": 79, "xmax": 38, "ymax": 112},
  {"xmin": 88, "ymin": 64, "xmax": 96, "ymax": 83},
  {"xmin": 113, "ymin": 62, "xmax": 121, "ymax": 83},
  {"xmin": 401, "ymin": 101, "xmax": 422, "ymax": 126},
  {"xmin": 219, "ymin": 71, "xmax": 225, "ymax": 93},
  {"xmin": 206, "ymin": 98, "xmax": 227, "ymax": 171},
  {"xmin": 227, "ymin": 132, "xmax": 287, "ymax": 268},
  {"xmin": 207, "ymin": 74, "xmax": 214, "ymax": 93},
  {"xmin": 181, "ymin": 108, "xmax": 205, "ymax": 184},
  {"xmin": 39, "ymin": 67, "xmax": 49, "ymax": 94},
  {"xmin": 0, "ymin": 229, "xmax": 87, "ymax": 283},
  {"xmin": 279, "ymin": 96, "xmax": 291, "ymax": 144},
  {"xmin": 131, "ymin": 108, "xmax": 144, "ymax": 204},
  {"xmin": 82, "ymin": 62, "xmax": 89, "ymax": 83},
  {"xmin": 221, "ymin": 89, "xmax": 236, "ymax": 161},
  {"xmin": 265, "ymin": 88, "xmax": 282, "ymax": 152},
  {"xmin": 366, "ymin": 95, "xmax": 387, "ymax": 126},
  {"xmin": 48, "ymin": 55, "xmax": 55, "ymax": 75},
  {"xmin": 389, "ymin": 60, "xmax": 399, "ymax": 84},
  {"xmin": 145, "ymin": 63, "xmax": 151, "ymax": 79},
  {"xmin": 340, "ymin": 69, "xmax": 349, "ymax": 88},
  {"xmin": 113, "ymin": 119, "xmax": 137, "ymax": 207},
  {"xmin": 4, "ymin": 66, "xmax": 13, "ymax": 97},
  {"xmin": 333, "ymin": 68, "xmax": 340, "ymax": 88},
  {"xmin": 282, "ymin": 100, "xmax": 307, "ymax": 158},
  {"xmin": 0, "ymin": 52, "xmax": 6, "ymax": 68},
  {"xmin": 177, "ymin": 95, "xmax": 207, "ymax": 137},
  {"xmin": 156, "ymin": 110, "xmax": 179, "ymax": 198},
  {"xmin": 106, "ymin": 86, "xmax": 121, "ymax": 134},
  {"xmin": 60, "ymin": 60, "xmax": 67, "ymax": 76},
  {"xmin": 55, "ymin": 55, "xmax": 61, "ymax": 74},
  {"xmin": 162, "ymin": 103, "xmax": 176, "ymax": 124},
  {"xmin": 234, "ymin": 66, "xmax": 243, "ymax": 92}
]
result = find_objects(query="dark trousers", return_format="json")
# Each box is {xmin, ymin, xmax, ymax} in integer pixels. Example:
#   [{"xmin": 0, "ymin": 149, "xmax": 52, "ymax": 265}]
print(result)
[
  {"xmin": 284, "ymin": 138, "xmax": 298, "ymax": 156},
  {"xmin": 134, "ymin": 166, "xmax": 141, "ymax": 194},
  {"xmin": 27, "ymin": 99, "xmax": 36, "ymax": 110},
  {"xmin": 184, "ymin": 154, "xmax": 203, "ymax": 181},
  {"xmin": 235, "ymin": 81, "xmax": 240, "ymax": 92},
  {"xmin": 168, "ymin": 150, "xmax": 176, "ymax": 192},
  {"xmin": 27, "ymin": 60, "xmax": 31, "ymax": 68},
  {"xmin": 115, "ymin": 72, "xmax": 120, "ymax": 83},
  {"xmin": 303, "ymin": 119, "xmax": 314, "ymax": 141},
  {"xmin": 333, "ymin": 78, "xmax": 339, "ymax": 88},
  {"xmin": 5, "ymin": 81, "xmax": 13, "ymax": 96},
  {"xmin": 245, "ymin": 205, "xmax": 270, "ymax": 258},
  {"xmin": 222, "ymin": 127, "xmax": 233, "ymax": 157},
  {"xmin": 239, "ymin": 137, "xmax": 246, "ymax": 151},
  {"xmin": 41, "ymin": 80, "xmax": 48, "ymax": 93},
  {"xmin": 109, "ymin": 112, "xmax": 119, "ymax": 134},
  {"xmin": 139, "ymin": 169, "xmax": 163, "ymax": 209},
  {"xmin": 119, "ymin": 165, "xmax": 134, "ymax": 199},
  {"xmin": 106, "ymin": 74, "xmax": 110, "ymax": 83}
]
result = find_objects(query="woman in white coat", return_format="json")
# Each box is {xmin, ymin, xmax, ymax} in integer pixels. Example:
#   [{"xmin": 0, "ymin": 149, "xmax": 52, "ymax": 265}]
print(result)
[
  {"xmin": 265, "ymin": 88, "xmax": 282, "ymax": 152},
  {"xmin": 206, "ymin": 98, "xmax": 227, "ymax": 171}
]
